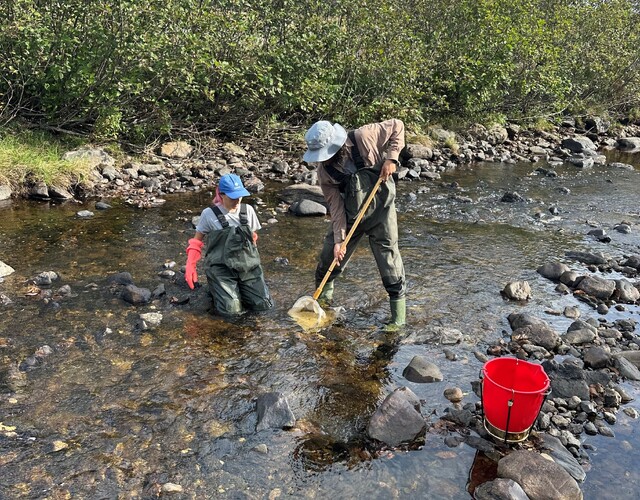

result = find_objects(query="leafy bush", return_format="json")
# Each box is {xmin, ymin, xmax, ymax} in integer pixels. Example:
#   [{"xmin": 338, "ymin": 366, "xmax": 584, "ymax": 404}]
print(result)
[{"xmin": 0, "ymin": 0, "xmax": 638, "ymax": 141}]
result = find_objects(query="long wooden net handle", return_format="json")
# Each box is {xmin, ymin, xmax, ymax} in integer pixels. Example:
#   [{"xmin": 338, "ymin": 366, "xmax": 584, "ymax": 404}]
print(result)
[{"xmin": 313, "ymin": 176, "xmax": 384, "ymax": 300}]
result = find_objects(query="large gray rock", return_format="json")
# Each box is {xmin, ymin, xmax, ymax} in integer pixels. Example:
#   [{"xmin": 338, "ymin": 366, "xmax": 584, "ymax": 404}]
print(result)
[
  {"xmin": 576, "ymin": 276, "xmax": 616, "ymax": 299},
  {"xmin": 565, "ymin": 251, "xmax": 608, "ymax": 265},
  {"xmin": 404, "ymin": 143, "xmax": 433, "ymax": 160},
  {"xmin": 498, "ymin": 450, "xmax": 583, "ymax": 499},
  {"xmin": 537, "ymin": 262, "xmax": 571, "ymax": 280},
  {"xmin": 563, "ymin": 328, "xmax": 596, "ymax": 345},
  {"xmin": 402, "ymin": 356, "xmax": 443, "ymax": 383},
  {"xmin": 615, "ymin": 356, "xmax": 640, "ymax": 381},
  {"xmin": 561, "ymin": 136, "xmax": 596, "ymax": 153},
  {"xmin": 613, "ymin": 350, "xmax": 640, "ymax": 368},
  {"xmin": 503, "ymin": 281, "xmax": 531, "ymax": 301},
  {"xmin": 256, "ymin": 392, "xmax": 296, "ymax": 431},
  {"xmin": 512, "ymin": 324, "xmax": 560, "ymax": 352},
  {"xmin": 614, "ymin": 279, "xmax": 640, "ymax": 303},
  {"xmin": 622, "ymin": 255, "xmax": 640, "ymax": 270},
  {"xmin": 508, "ymin": 313, "xmax": 549, "ymax": 331},
  {"xmin": 539, "ymin": 434, "xmax": 586, "ymax": 482},
  {"xmin": 474, "ymin": 478, "xmax": 529, "ymax": 500},
  {"xmin": 367, "ymin": 387, "xmax": 425, "ymax": 446},
  {"xmin": 289, "ymin": 199, "xmax": 327, "ymax": 216},
  {"xmin": 542, "ymin": 358, "xmax": 590, "ymax": 400},
  {"xmin": 63, "ymin": 146, "xmax": 115, "ymax": 169},
  {"xmin": 278, "ymin": 183, "xmax": 326, "ymax": 206},
  {"xmin": 583, "ymin": 347, "xmax": 611, "ymax": 369}
]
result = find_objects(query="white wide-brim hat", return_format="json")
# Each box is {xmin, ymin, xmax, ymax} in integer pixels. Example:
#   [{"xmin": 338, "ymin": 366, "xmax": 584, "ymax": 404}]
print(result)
[{"xmin": 303, "ymin": 121, "xmax": 348, "ymax": 163}]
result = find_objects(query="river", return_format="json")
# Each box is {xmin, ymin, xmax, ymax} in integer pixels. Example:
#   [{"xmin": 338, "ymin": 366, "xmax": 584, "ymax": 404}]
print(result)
[{"xmin": 1, "ymin": 152, "xmax": 639, "ymax": 498}]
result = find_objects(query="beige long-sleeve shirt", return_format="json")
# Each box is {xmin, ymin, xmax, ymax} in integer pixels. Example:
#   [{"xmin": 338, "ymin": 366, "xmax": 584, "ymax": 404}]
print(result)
[{"xmin": 317, "ymin": 118, "xmax": 405, "ymax": 243}]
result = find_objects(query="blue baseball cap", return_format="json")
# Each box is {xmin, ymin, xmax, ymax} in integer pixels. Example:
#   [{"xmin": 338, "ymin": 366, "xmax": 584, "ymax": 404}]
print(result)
[{"xmin": 218, "ymin": 174, "xmax": 250, "ymax": 199}]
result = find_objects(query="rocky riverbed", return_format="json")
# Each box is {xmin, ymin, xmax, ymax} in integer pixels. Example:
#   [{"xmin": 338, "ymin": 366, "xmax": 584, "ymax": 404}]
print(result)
[{"xmin": 1, "ymin": 118, "xmax": 640, "ymax": 498}]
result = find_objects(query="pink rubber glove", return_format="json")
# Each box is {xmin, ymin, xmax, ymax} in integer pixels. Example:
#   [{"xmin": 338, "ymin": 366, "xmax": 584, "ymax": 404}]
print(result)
[{"xmin": 185, "ymin": 238, "xmax": 204, "ymax": 289}]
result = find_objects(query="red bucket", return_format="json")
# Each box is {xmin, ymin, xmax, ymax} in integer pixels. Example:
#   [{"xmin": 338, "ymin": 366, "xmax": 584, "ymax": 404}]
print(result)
[{"xmin": 481, "ymin": 357, "xmax": 550, "ymax": 443}]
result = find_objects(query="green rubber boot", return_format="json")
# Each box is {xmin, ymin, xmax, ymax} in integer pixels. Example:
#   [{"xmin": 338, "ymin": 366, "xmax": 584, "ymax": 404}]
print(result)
[
  {"xmin": 385, "ymin": 297, "xmax": 406, "ymax": 331},
  {"xmin": 317, "ymin": 280, "xmax": 334, "ymax": 309}
]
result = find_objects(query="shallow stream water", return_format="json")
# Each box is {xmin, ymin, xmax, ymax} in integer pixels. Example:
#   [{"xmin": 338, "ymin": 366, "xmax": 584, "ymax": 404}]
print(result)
[{"xmin": 1, "ymin": 153, "xmax": 640, "ymax": 498}]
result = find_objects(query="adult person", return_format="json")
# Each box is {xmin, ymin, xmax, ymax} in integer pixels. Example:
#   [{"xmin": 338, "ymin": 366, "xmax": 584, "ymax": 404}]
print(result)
[
  {"xmin": 303, "ymin": 119, "xmax": 406, "ymax": 328},
  {"xmin": 184, "ymin": 173, "xmax": 273, "ymax": 315}
]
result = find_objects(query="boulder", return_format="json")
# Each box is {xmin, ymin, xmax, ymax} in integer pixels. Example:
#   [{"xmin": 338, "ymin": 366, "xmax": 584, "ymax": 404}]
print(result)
[
  {"xmin": 576, "ymin": 276, "xmax": 615, "ymax": 299},
  {"xmin": 278, "ymin": 184, "xmax": 326, "ymax": 206},
  {"xmin": 502, "ymin": 281, "xmax": 532, "ymax": 301},
  {"xmin": 402, "ymin": 356, "xmax": 443, "ymax": 383},
  {"xmin": 289, "ymin": 199, "xmax": 327, "ymax": 216},
  {"xmin": 367, "ymin": 387, "xmax": 425, "ymax": 446},
  {"xmin": 160, "ymin": 141, "xmax": 193, "ymax": 158},
  {"xmin": 497, "ymin": 450, "xmax": 583, "ymax": 500},
  {"xmin": 537, "ymin": 262, "xmax": 571, "ymax": 280},
  {"xmin": 561, "ymin": 136, "xmax": 596, "ymax": 153},
  {"xmin": 512, "ymin": 324, "xmax": 560, "ymax": 352}
]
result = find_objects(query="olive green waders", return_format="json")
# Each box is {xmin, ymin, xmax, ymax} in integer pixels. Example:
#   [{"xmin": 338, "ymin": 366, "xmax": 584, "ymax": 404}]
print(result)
[
  {"xmin": 204, "ymin": 204, "xmax": 273, "ymax": 316},
  {"xmin": 315, "ymin": 166, "xmax": 406, "ymax": 324}
]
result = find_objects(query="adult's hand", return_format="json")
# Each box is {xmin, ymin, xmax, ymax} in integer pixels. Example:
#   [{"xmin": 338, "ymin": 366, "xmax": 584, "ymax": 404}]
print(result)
[
  {"xmin": 379, "ymin": 159, "xmax": 397, "ymax": 182},
  {"xmin": 333, "ymin": 243, "xmax": 346, "ymax": 266}
]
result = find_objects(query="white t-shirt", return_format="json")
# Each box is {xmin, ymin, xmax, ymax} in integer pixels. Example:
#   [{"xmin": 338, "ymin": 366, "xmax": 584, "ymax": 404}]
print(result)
[{"xmin": 196, "ymin": 204, "xmax": 261, "ymax": 234}]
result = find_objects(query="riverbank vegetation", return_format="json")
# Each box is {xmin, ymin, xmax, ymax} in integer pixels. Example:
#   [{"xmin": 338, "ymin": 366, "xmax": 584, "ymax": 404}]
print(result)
[
  {"xmin": 0, "ymin": 130, "xmax": 90, "ymax": 188},
  {"xmin": 1, "ymin": 0, "xmax": 639, "ymax": 142}
]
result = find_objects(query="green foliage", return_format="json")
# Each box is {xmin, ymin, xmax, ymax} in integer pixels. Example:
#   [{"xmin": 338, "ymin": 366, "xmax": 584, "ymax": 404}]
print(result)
[
  {"xmin": 0, "ymin": 0, "xmax": 639, "ymax": 141},
  {"xmin": 0, "ymin": 129, "xmax": 91, "ymax": 187}
]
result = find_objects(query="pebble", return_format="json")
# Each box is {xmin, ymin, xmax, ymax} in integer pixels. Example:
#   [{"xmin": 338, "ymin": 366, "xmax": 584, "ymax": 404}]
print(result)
[
  {"xmin": 623, "ymin": 408, "xmax": 639, "ymax": 418},
  {"xmin": 253, "ymin": 444, "xmax": 268, "ymax": 454},
  {"xmin": 76, "ymin": 210, "xmax": 94, "ymax": 218},
  {"xmin": 473, "ymin": 351, "xmax": 488, "ymax": 363},
  {"xmin": 161, "ymin": 483, "xmax": 184, "ymax": 494},
  {"xmin": 443, "ymin": 387, "xmax": 464, "ymax": 403}
]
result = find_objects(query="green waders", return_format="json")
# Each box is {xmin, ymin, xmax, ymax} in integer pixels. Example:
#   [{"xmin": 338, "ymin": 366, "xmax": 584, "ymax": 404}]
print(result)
[
  {"xmin": 204, "ymin": 204, "xmax": 273, "ymax": 316},
  {"xmin": 315, "ymin": 163, "xmax": 406, "ymax": 322}
]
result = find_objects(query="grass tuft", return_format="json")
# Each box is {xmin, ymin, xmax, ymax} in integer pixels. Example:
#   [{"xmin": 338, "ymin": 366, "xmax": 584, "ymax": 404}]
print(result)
[{"xmin": 0, "ymin": 130, "xmax": 91, "ymax": 189}]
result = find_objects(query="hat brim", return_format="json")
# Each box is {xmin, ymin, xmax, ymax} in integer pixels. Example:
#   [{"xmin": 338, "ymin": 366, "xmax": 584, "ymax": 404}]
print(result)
[
  {"xmin": 223, "ymin": 187, "xmax": 250, "ymax": 199},
  {"xmin": 303, "ymin": 123, "xmax": 348, "ymax": 163}
]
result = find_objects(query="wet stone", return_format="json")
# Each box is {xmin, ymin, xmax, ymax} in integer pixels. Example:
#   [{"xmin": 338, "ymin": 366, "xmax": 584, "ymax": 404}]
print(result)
[
  {"xmin": 367, "ymin": 387, "xmax": 425, "ymax": 447},
  {"xmin": 255, "ymin": 392, "xmax": 296, "ymax": 431},
  {"xmin": 497, "ymin": 450, "xmax": 582, "ymax": 500},
  {"xmin": 443, "ymin": 387, "xmax": 463, "ymax": 403},
  {"xmin": 402, "ymin": 356, "xmax": 443, "ymax": 383},
  {"xmin": 583, "ymin": 346, "xmax": 611, "ymax": 369},
  {"xmin": 597, "ymin": 424, "xmax": 615, "ymax": 437},
  {"xmin": 122, "ymin": 285, "xmax": 152, "ymax": 305},
  {"xmin": 474, "ymin": 478, "xmax": 529, "ymax": 500},
  {"xmin": 537, "ymin": 261, "xmax": 571, "ymax": 280}
]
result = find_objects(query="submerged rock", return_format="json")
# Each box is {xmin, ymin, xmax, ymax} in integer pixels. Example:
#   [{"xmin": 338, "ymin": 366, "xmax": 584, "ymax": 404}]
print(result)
[
  {"xmin": 367, "ymin": 387, "xmax": 425, "ymax": 446},
  {"xmin": 256, "ymin": 392, "xmax": 296, "ymax": 431}
]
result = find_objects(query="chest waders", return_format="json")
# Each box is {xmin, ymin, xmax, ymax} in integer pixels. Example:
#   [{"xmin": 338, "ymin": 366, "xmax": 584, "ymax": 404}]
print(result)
[
  {"xmin": 204, "ymin": 204, "xmax": 273, "ymax": 316},
  {"xmin": 315, "ymin": 132, "xmax": 406, "ymax": 326}
]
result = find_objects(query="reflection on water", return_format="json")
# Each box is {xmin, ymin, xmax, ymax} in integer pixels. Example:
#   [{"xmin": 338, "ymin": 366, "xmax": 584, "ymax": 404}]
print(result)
[{"xmin": 1, "ymin": 155, "xmax": 640, "ymax": 498}]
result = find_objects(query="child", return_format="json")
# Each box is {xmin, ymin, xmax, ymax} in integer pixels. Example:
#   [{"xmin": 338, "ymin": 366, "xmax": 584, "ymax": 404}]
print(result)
[{"xmin": 184, "ymin": 174, "xmax": 273, "ymax": 315}]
